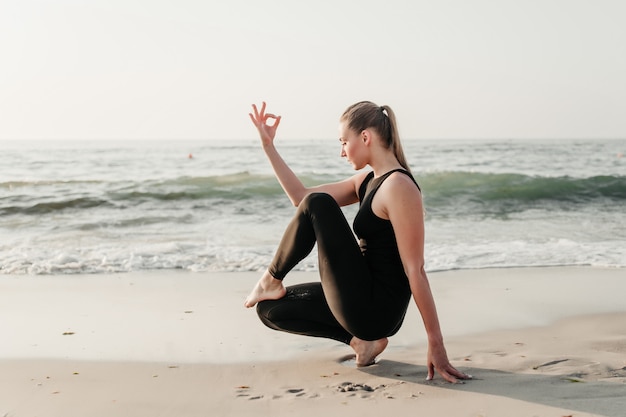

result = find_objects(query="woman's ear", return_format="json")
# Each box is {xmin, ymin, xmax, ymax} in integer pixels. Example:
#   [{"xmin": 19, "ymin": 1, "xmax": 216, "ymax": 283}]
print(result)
[{"xmin": 361, "ymin": 129, "xmax": 370, "ymax": 144}]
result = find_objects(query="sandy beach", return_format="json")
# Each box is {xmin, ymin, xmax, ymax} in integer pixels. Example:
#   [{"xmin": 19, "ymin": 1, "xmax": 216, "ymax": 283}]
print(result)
[{"xmin": 1, "ymin": 267, "xmax": 625, "ymax": 417}]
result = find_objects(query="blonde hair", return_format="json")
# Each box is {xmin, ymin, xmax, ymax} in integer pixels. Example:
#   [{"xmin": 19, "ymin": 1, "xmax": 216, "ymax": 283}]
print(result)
[{"xmin": 340, "ymin": 101, "xmax": 411, "ymax": 172}]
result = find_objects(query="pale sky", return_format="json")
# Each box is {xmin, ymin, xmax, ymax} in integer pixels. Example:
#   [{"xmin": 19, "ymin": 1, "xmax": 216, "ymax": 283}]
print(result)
[{"xmin": 1, "ymin": 0, "xmax": 625, "ymax": 141}]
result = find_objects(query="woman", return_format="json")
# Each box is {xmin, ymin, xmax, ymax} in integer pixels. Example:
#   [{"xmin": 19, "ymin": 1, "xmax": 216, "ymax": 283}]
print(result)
[{"xmin": 245, "ymin": 101, "xmax": 470, "ymax": 383}]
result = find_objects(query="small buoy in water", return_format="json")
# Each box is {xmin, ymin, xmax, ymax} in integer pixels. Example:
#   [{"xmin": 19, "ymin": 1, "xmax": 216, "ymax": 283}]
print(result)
[
  {"xmin": 188, "ymin": 153, "xmax": 193, "ymax": 159},
  {"xmin": 618, "ymin": 152, "xmax": 623, "ymax": 158}
]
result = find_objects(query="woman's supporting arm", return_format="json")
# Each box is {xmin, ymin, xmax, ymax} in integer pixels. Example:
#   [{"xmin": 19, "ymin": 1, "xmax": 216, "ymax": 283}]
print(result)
[{"xmin": 382, "ymin": 174, "xmax": 472, "ymax": 383}]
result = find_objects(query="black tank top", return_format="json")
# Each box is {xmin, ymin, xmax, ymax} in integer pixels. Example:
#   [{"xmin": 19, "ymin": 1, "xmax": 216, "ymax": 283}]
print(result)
[{"xmin": 353, "ymin": 169, "xmax": 420, "ymax": 296}]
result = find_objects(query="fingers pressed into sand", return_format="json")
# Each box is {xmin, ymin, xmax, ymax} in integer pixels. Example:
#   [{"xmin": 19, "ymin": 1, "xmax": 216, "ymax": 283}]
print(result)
[
  {"xmin": 450, "ymin": 365, "xmax": 473, "ymax": 381},
  {"xmin": 427, "ymin": 362, "xmax": 435, "ymax": 380},
  {"xmin": 440, "ymin": 369, "xmax": 459, "ymax": 384},
  {"xmin": 428, "ymin": 363, "xmax": 472, "ymax": 384}
]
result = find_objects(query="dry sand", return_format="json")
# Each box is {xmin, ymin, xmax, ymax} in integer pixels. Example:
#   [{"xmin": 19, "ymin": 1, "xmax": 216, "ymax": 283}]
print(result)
[{"xmin": 1, "ymin": 267, "xmax": 624, "ymax": 416}]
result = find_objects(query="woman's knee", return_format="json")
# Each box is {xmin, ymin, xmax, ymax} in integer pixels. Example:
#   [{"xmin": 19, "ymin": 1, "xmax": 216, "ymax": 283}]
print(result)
[{"xmin": 300, "ymin": 192, "xmax": 337, "ymax": 212}]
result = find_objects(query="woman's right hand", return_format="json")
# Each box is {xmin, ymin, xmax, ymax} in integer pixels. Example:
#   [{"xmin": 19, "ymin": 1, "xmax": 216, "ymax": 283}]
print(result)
[
  {"xmin": 426, "ymin": 341, "xmax": 473, "ymax": 384},
  {"xmin": 249, "ymin": 102, "xmax": 281, "ymax": 147}
]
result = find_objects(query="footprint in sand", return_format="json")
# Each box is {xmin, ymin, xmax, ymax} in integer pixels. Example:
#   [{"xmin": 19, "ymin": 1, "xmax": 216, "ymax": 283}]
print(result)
[{"xmin": 285, "ymin": 388, "xmax": 312, "ymax": 398}]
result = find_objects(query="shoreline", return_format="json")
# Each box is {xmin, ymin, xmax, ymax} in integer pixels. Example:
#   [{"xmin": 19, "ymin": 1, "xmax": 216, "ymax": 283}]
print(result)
[{"xmin": 1, "ymin": 266, "xmax": 625, "ymax": 416}]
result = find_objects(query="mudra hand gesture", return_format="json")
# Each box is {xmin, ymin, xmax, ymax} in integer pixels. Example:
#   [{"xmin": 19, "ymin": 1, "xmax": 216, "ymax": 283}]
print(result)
[{"xmin": 249, "ymin": 102, "xmax": 281, "ymax": 147}]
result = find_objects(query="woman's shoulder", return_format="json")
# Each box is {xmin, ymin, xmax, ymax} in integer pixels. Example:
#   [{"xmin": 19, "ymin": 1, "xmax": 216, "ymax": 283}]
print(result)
[
  {"xmin": 378, "ymin": 171, "xmax": 422, "ymax": 207},
  {"xmin": 379, "ymin": 171, "xmax": 424, "ymax": 218},
  {"xmin": 386, "ymin": 170, "xmax": 420, "ymax": 191}
]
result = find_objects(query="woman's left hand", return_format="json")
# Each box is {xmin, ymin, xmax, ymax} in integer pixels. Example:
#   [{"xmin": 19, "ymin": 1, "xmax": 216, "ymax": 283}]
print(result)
[{"xmin": 427, "ymin": 342, "xmax": 472, "ymax": 383}]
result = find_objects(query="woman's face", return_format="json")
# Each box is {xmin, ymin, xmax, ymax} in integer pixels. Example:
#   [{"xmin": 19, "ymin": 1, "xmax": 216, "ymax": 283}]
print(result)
[{"xmin": 339, "ymin": 122, "xmax": 367, "ymax": 170}]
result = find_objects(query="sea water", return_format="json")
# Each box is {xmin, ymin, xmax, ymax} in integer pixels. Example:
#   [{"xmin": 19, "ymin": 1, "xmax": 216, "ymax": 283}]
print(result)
[{"xmin": 1, "ymin": 138, "xmax": 625, "ymax": 275}]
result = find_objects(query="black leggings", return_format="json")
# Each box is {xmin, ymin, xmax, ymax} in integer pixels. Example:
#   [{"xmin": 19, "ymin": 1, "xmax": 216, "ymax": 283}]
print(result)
[{"xmin": 256, "ymin": 193, "xmax": 408, "ymax": 344}]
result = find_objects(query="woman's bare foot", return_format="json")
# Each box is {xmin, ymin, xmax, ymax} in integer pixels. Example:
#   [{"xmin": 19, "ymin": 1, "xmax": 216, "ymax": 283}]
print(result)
[
  {"xmin": 244, "ymin": 270, "xmax": 286, "ymax": 308},
  {"xmin": 349, "ymin": 336, "xmax": 388, "ymax": 367}
]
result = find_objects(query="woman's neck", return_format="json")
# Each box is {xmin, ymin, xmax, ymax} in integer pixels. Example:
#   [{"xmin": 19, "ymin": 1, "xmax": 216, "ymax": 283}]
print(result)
[{"xmin": 370, "ymin": 151, "xmax": 403, "ymax": 177}]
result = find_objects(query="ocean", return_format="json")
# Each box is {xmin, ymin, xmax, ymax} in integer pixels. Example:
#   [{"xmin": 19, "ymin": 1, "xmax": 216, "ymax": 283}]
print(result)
[{"xmin": 1, "ymin": 138, "xmax": 625, "ymax": 275}]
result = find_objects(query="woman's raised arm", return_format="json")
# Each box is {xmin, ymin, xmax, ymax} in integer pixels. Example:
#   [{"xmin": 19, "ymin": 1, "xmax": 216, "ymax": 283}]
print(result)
[{"xmin": 249, "ymin": 102, "xmax": 363, "ymax": 207}]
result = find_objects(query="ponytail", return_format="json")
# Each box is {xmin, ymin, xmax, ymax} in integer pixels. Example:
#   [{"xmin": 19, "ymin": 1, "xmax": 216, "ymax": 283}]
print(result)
[
  {"xmin": 379, "ymin": 105, "xmax": 410, "ymax": 173},
  {"xmin": 340, "ymin": 101, "xmax": 411, "ymax": 173}
]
